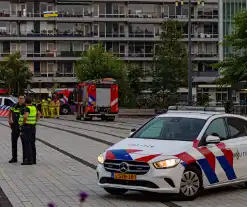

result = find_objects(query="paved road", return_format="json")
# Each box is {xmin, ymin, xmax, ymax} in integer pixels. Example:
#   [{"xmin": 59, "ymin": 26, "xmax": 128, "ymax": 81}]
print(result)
[{"xmin": 0, "ymin": 116, "xmax": 247, "ymax": 207}]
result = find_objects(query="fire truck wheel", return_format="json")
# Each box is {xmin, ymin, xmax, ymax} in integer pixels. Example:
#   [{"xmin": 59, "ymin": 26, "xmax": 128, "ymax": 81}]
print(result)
[
  {"xmin": 103, "ymin": 116, "xmax": 115, "ymax": 121},
  {"xmin": 108, "ymin": 117, "xmax": 115, "ymax": 121}
]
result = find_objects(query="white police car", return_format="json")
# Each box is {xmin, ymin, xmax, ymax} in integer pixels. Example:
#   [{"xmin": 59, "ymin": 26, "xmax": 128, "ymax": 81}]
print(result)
[{"xmin": 97, "ymin": 106, "xmax": 247, "ymax": 199}]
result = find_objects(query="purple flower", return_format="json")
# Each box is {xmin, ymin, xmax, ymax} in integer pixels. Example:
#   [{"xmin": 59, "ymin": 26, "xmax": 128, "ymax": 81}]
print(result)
[
  {"xmin": 47, "ymin": 203, "xmax": 56, "ymax": 207},
  {"xmin": 79, "ymin": 192, "xmax": 88, "ymax": 202}
]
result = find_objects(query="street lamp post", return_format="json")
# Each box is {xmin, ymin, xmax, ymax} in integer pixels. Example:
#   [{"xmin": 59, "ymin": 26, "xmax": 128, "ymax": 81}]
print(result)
[
  {"xmin": 176, "ymin": 0, "xmax": 204, "ymax": 105},
  {"xmin": 187, "ymin": 0, "xmax": 193, "ymax": 106}
]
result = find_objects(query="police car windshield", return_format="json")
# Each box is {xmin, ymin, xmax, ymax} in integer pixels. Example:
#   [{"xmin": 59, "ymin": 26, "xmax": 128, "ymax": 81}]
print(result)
[{"xmin": 131, "ymin": 117, "xmax": 206, "ymax": 141}]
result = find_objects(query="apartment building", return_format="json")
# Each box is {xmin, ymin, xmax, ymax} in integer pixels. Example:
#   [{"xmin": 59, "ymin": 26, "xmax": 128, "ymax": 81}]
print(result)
[{"xmin": 0, "ymin": 0, "xmax": 220, "ymax": 101}]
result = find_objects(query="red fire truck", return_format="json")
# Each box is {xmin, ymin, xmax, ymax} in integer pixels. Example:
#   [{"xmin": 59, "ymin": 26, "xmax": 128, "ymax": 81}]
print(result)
[{"xmin": 73, "ymin": 78, "xmax": 119, "ymax": 121}]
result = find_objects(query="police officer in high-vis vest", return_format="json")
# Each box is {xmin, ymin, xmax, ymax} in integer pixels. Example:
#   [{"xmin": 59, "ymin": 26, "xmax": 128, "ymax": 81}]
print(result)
[
  {"xmin": 8, "ymin": 95, "xmax": 25, "ymax": 163},
  {"xmin": 19, "ymin": 97, "xmax": 41, "ymax": 165}
]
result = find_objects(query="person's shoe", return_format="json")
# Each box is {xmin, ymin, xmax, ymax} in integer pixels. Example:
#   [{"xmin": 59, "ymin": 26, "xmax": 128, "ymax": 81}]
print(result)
[
  {"xmin": 9, "ymin": 158, "xmax": 17, "ymax": 163},
  {"xmin": 21, "ymin": 160, "xmax": 32, "ymax": 165}
]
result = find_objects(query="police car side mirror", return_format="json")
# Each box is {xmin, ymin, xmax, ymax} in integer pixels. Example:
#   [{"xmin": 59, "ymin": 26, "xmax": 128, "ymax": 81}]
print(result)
[
  {"xmin": 206, "ymin": 135, "xmax": 220, "ymax": 145},
  {"xmin": 129, "ymin": 128, "xmax": 136, "ymax": 136}
]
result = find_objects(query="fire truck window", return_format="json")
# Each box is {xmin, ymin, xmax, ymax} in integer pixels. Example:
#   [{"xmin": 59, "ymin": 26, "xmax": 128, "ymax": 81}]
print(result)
[
  {"xmin": 58, "ymin": 94, "xmax": 63, "ymax": 99},
  {"xmin": 96, "ymin": 84, "xmax": 111, "ymax": 88},
  {"xmin": 0, "ymin": 98, "xmax": 2, "ymax": 105}
]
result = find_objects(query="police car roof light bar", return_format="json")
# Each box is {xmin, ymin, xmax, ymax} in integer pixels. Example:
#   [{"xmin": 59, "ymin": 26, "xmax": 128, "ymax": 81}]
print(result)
[{"xmin": 168, "ymin": 106, "xmax": 225, "ymax": 112}]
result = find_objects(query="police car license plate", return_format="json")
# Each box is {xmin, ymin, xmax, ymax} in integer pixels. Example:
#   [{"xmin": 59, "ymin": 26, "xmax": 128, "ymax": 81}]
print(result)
[{"xmin": 113, "ymin": 173, "xmax": 136, "ymax": 180}]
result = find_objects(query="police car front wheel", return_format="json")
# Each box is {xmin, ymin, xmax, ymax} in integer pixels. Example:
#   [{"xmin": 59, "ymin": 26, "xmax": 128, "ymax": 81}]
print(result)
[
  {"xmin": 179, "ymin": 165, "xmax": 202, "ymax": 200},
  {"xmin": 104, "ymin": 187, "xmax": 128, "ymax": 195}
]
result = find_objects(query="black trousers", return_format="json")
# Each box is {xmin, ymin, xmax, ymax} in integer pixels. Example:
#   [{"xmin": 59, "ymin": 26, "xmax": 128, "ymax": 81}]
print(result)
[
  {"xmin": 21, "ymin": 125, "xmax": 36, "ymax": 163},
  {"xmin": 11, "ymin": 123, "xmax": 21, "ymax": 160}
]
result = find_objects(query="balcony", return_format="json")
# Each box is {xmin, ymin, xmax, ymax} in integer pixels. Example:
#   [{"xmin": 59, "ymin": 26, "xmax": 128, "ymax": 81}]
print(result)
[
  {"xmin": 183, "ymin": 33, "xmax": 218, "ymax": 42},
  {"xmin": 0, "ymin": 11, "xmax": 218, "ymax": 23},
  {"xmin": 0, "ymin": 50, "xmax": 218, "ymax": 62},
  {"xmin": 0, "ymin": 11, "xmax": 10, "ymax": 17},
  {"xmin": 193, "ymin": 71, "xmax": 219, "ymax": 77},
  {"xmin": 192, "ymin": 52, "xmax": 218, "ymax": 61},
  {"xmin": 0, "ymin": 29, "xmax": 218, "ymax": 42},
  {"xmin": 0, "ymin": 30, "xmax": 161, "ymax": 41},
  {"xmin": 99, "ymin": 32, "xmax": 126, "ymax": 37},
  {"xmin": 193, "ymin": 71, "xmax": 219, "ymax": 83}
]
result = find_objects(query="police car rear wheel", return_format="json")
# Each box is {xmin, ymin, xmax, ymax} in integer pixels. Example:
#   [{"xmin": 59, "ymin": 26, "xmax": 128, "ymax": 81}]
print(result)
[
  {"xmin": 104, "ymin": 187, "xmax": 128, "ymax": 195},
  {"xmin": 179, "ymin": 165, "xmax": 202, "ymax": 200}
]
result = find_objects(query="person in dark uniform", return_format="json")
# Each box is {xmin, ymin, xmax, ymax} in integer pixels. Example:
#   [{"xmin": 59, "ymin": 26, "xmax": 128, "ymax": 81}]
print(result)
[
  {"xmin": 19, "ymin": 97, "xmax": 41, "ymax": 165},
  {"xmin": 8, "ymin": 95, "xmax": 25, "ymax": 163}
]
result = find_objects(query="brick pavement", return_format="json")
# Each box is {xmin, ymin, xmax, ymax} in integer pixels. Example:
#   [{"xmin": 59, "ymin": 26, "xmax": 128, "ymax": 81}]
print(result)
[
  {"xmin": 0, "ymin": 121, "xmax": 170, "ymax": 207},
  {"xmin": 0, "ymin": 117, "xmax": 247, "ymax": 207}
]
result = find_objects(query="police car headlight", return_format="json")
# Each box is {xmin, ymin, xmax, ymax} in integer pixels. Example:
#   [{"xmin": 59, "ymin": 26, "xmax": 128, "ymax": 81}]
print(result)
[
  {"xmin": 97, "ymin": 154, "xmax": 104, "ymax": 164},
  {"xmin": 153, "ymin": 159, "xmax": 180, "ymax": 169}
]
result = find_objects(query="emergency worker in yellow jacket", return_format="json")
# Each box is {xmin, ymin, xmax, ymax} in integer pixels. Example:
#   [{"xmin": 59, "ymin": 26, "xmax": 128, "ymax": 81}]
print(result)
[
  {"xmin": 41, "ymin": 99, "xmax": 48, "ymax": 117},
  {"xmin": 49, "ymin": 99, "xmax": 56, "ymax": 118},
  {"xmin": 55, "ymin": 98, "xmax": 60, "ymax": 118},
  {"xmin": 19, "ymin": 97, "xmax": 41, "ymax": 165},
  {"xmin": 47, "ymin": 98, "xmax": 51, "ymax": 117}
]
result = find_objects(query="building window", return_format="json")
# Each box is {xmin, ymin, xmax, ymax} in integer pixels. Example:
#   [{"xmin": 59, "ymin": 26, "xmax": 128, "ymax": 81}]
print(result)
[{"xmin": 216, "ymin": 93, "xmax": 227, "ymax": 102}]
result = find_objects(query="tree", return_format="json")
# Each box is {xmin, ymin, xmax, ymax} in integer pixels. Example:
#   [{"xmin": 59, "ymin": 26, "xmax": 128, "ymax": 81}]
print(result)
[
  {"xmin": 152, "ymin": 20, "xmax": 188, "ymax": 103},
  {"xmin": 75, "ymin": 43, "xmax": 125, "ymax": 82},
  {"xmin": 127, "ymin": 63, "xmax": 144, "ymax": 95},
  {"xmin": 51, "ymin": 79, "xmax": 60, "ymax": 94},
  {"xmin": 125, "ymin": 63, "xmax": 144, "ymax": 107},
  {"xmin": 197, "ymin": 93, "xmax": 211, "ymax": 106},
  {"xmin": 0, "ymin": 52, "xmax": 32, "ymax": 96},
  {"xmin": 75, "ymin": 43, "xmax": 127, "ymax": 104},
  {"xmin": 213, "ymin": 10, "xmax": 247, "ymax": 86}
]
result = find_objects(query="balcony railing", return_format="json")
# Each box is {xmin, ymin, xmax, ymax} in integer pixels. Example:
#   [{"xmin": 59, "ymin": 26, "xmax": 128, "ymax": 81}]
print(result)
[
  {"xmin": 183, "ymin": 33, "xmax": 218, "ymax": 38},
  {"xmin": 1, "ymin": 11, "xmax": 93, "ymax": 18},
  {"xmin": 0, "ymin": 51, "xmax": 83, "ymax": 57},
  {"xmin": 99, "ymin": 32, "xmax": 158, "ymax": 38},
  {"xmin": 128, "ymin": 52, "xmax": 154, "ymax": 57},
  {"xmin": 0, "ymin": 51, "xmax": 153, "ymax": 58},
  {"xmin": 0, "ymin": 30, "xmax": 94, "ymax": 37},
  {"xmin": 0, "ymin": 11, "xmax": 10, "ymax": 17},
  {"xmin": 0, "ymin": 51, "xmax": 218, "ymax": 59},
  {"xmin": 33, "ymin": 72, "xmax": 75, "ymax": 77},
  {"xmin": 99, "ymin": 32, "xmax": 126, "ymax": 37},
  {"xmin": 192, "ymin": 52, "xmax": 218, "ymax": 57},
  {"xmin": 0, "ymin": 28, "xmax": 218, "ymax": 38},
  {"xmin": 0, "ymin": 30, "xmax": 219, "ymax": 39},
  {"xmin": 192, "ymin": 71, "xmax": 219, "ymax": 77},
  {"xmin": 129, "ymin": 32, "xmax": 158, "ymax": 38},
  {"xmin": 0, "ymin": 11, "xmax": 218, "ymax": 19}
]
